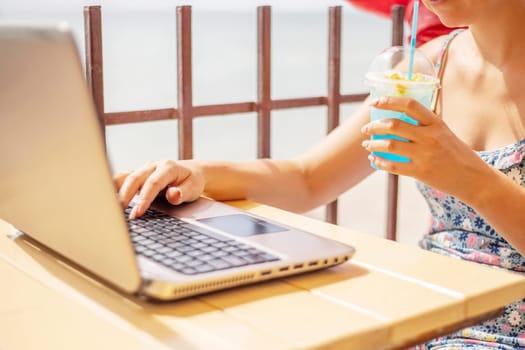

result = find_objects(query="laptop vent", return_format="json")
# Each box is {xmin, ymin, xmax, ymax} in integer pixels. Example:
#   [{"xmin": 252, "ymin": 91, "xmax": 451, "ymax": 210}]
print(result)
[
  {"xmin": 171, "ymin": 255, "xmax": 351, "ymax": 298},
  {"xmin": 172, "ymin": 273, "xmax": 256, "ymax": 298}
]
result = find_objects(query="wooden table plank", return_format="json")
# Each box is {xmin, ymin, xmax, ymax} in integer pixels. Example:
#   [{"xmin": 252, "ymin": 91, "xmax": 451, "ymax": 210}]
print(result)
[
  {"xmin": 0, "ymin": 221, "xmax": 289, "ymax": 350},
  {"xmin": 200, "ymin": 281, "xmax": 389, "ymax": 350},
  {"xmin": 0, "ymin": 261, "xmax": 166, "ymax": 350},
  {"xmin": 285, "ymin": 263, "xmax": 464, "ymax": 345},
  {"xmin": 242, "ymin": 202, "xmax": 525, "ymax": 316}
]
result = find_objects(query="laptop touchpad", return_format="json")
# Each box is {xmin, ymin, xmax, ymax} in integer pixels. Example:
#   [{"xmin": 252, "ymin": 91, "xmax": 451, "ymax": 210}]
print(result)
[{"xmin": 197, "ymin": 214, "xmax": 287, "ymax": 236}]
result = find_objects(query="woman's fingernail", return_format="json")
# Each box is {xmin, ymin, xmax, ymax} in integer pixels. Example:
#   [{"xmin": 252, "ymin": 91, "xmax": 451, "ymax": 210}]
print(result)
[
  {"xmin": 175, "ymin": 188, "xmax": 184, "ymax": 204},
  {"xmin": 128, "ymin": 204, "xmax": 139, "ymax": 220},
  {"xmin": 361, "ymin": 140, "xmax": 370, "ymax": 149},
  {"xmin": 369, "ymin": 98, "xmax": 380, "ymax": 106},
  {"xmin": 129, "ymin": 199, "xmax": 145, "ymax": 220},
  {"xmin": 167, "ymin": 187, "xmax": 184, "ymax": 205},
  {"xmin": 361, "ymin": 125, "xmax": 368, "ymax": 133}
]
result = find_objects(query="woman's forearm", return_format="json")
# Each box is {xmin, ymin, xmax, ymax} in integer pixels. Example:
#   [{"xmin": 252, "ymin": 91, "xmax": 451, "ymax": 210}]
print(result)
[
  {"xmin": 197, "ymin": 158, "xmax": 319, "ymax": 213},
  {"xmin": 196, "ymin": 102, "xmax": 374, "ymax": 213},
  {"xmin": 468, "ymin": 166, "xmax": 525, "ymax": 256}
]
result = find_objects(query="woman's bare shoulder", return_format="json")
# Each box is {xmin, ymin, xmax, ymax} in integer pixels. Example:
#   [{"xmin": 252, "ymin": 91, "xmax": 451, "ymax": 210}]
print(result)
[{"xmin": 418, "ymin": 34, "xmax": 450, "ymax": 65}]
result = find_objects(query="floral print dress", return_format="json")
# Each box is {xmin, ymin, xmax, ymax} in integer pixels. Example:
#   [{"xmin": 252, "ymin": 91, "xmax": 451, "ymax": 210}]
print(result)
[
  {"xmin": 414, "ymin": 30, "xmax": 525, "ymax": 350},
  {"xmin": 417, "ymin": 139, "xmax": 525, "ymax": 350}
]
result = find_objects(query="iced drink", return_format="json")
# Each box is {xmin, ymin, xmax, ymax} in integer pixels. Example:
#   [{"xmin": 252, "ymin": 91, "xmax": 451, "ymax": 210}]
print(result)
[{"xmin": 365, "ymin": 47, "xmax": 439, "ymax": 164}]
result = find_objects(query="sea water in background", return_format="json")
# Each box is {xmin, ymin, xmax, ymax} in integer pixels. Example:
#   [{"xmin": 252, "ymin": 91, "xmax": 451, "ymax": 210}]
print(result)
[{"xmin": 0, "ymin": 2, "xmax": 428, "ymax": 245}]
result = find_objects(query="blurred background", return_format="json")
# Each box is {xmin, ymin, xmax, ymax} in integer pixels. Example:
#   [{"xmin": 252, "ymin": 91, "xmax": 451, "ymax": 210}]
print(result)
[{"xmin": 0, "ymin": 0, "xmax": 429, "ymax": 245}]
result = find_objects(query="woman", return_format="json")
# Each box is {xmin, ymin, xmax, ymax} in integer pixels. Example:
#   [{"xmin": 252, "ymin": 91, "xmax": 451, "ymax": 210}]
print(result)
[{"xmin": 117, "ymin": 1, "xmax": 525, "ymax": 348}]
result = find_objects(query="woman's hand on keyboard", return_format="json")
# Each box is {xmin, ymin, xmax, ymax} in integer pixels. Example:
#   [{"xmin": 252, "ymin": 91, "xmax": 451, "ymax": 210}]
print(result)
[{"xmin": 114, "ymin": 160, "xmax": 204, "ymax": 219}]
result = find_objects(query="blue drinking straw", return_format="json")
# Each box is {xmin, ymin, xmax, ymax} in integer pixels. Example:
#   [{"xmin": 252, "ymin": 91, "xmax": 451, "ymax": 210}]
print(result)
[{"xmin": 407, "ymin": 0, "xmax": 420, "ymax": 80}]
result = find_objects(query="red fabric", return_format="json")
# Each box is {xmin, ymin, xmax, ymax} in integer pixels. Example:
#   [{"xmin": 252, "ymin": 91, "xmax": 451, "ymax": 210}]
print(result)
[
  {"xmin": 347, "ymin": 0, "xmax": 455, "ymax": 47},
  {"xmin": 348, "ymin": 0, "xmax": 408, "ymax": 17}
]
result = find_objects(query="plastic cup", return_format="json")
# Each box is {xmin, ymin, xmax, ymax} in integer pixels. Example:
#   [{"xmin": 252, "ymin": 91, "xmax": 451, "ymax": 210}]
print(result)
[{"xmin": 365, "ymin": 46, "xmax": 439, "ymax": 165}]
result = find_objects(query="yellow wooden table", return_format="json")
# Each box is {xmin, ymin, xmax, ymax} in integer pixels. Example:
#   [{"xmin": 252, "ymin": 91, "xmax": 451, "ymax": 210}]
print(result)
[{"xmin": 1, "ymin": 201, "xmax": 524, "ymax": 350}]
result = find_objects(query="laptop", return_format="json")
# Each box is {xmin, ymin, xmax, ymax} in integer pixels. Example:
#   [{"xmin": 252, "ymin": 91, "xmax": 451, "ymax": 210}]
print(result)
[{"xmin": 0, "ymin": 23, "xmax": 355, "ymax": 300}]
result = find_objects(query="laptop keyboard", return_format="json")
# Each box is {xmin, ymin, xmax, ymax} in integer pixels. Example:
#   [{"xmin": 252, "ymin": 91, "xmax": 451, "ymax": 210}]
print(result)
[{"xmin": 125, "ymin": 206, "xmax": 280, "ymax": 275}]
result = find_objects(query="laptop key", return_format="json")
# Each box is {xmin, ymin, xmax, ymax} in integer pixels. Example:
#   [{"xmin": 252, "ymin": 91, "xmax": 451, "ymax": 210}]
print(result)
[
  {"xmin": 185, "ymin": 259, "xmax": 204, "ymax": 268},
  {"xmin": 223, "ymin": 245, "xmax": 240, "ymax": 253},
  {"xmin": 201, "ymin": 246, "xmax": 218, "ymax": 253},
  {"xmin": 198, "ymin": 254, "xmax": 215, "ymax": 261},
  {"xmin": 232, "ymin": 250, "xmax": 250, "ymax": 257},
  {"xmin": 140, "ymin": 231, "xmax": 158, "ymax": 237},
  {"xmin": 211, "ymin": 250, "xmax": 229, "ymax": 258},
  {"xmin": 169, "ymin": 242, "xmax": 186, "ymax": 249},
  {"xmin": 142, "ymin": 249, "xmax": 156, "ymax": 257},
  {"xmin": 167, "ymin": 250, "xmax": 183, "ymax": 258},
  {"xmin": 261, "ymin": 253, "xmax": 280, "ymax": 262},
  {"xmin": 162, "ymin": 258, "xmax": 175, "ymax": 265},
  {"xmin": 152, "ymin": 254, "xmax": 165, "ymax": 261},
  {"xmin": 234, "ymin": 243, "xmax": 252, "ymax": 250},
  {"xmin": 193, "ymin": 242, "xmax": 208, "ymax": 249},
  {"xmin": 130, "ymin": 226, "xmax": 149, "ymax": 234},
  {"xmin": 208, "ymin": 259, "xmax": 232, "ymax": 270},
  {"xmin": 186, "ymin": 250, "xmax": 204, "ymax": 257},
  {"xmin": 193, "ymin": 234, "xmax": 211, "ymax": 241},
  {"xmin": 146, "ymin": 243, "xmax": 163, "ymax": 250},
  {"xmin": 242, "ymin": 254, "xmax": 268, "ymax": 264},
  {"xmin": 157, "ymin": 246, "xmax": 173, "ymax": 254},
  {"xmin": 171, "ymin": 263, "xmax": 186, "ymax": 270},
  {"xmin": 175, "ymin": 255, "xmax": 193, "ymax": 263},
  {"xmin": 195, "ymin": 264, "xmax": 214, "ymax": 273},
  {"xmin": 134, "ymin": 245, "xmax": 146, "ymax": 253},
  {"xmin": 181, "ymin": 267, "xmax": 197, "ymax": 275},
  {"xmin": 221, "ymin": 255, "xmax": 248, "ymax": 267},
  {"xmin": 176, "ymin": 245, "xmax": 194, "ymax": 253},
  {"xmin": 131, "ymin": 235, "xmax": 147, "ymax": 242}
]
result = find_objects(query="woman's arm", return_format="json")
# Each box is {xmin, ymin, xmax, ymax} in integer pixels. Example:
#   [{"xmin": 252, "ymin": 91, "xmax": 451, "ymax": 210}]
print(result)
[
  {"xmin": 362, "ymin": 96, "xmax": 525, "ymax": 256},
  {"xmin": 117, "ymin": 101, "xmax": 374, "ymax": 218}
]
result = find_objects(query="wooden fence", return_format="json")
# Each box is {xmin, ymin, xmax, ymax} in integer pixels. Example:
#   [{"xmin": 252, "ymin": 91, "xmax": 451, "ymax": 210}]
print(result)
[{"xmin": 83, "ymin": 5, "xmax": 405, "ymax": 240}]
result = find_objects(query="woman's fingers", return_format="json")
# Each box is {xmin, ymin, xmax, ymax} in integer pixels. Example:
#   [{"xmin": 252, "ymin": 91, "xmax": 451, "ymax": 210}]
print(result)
[
  {"xmin": 114, "ymin": 171, "xmax": 131, "ymax": 191},
  {"xmin": 361, "ymin": 138, "xmax": 417, "ymax": 175},
  {"xmin": 367, "ymin": 154, "xmax": 412, "ymax": 174},
  {"xmin": 118, "ymin": 162, "xmax": 157, "ymax": 209},
  {"xmin": 165, "ymin": 186, "xmax": 184, "ymax": 205},
  {"xmin": 131, "ymin": 164, "xmax": 182, "ymax": 218},
  {"xmin": 361, "ymin": 138, "xmax": 414, "ymax": 158},
  {"xmin": 361, "ymin": 117, "xmax": 423, "ymax": 142},
  {"xmin": 117, "ymin": 160, "xmax": 203, "ymax": 219},
  {"xmin": 166, "ymin": 161, "xmax": 204, "ymax": 205},
  {"xmin": 370, "ymin": 96, "xmax": 436, "ymax": 126}
]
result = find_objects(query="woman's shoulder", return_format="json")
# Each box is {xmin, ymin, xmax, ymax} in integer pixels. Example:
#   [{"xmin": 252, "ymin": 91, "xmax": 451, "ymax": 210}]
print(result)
[
  {"xmin": 418, "ymin": 29, "xmax": 467, "ymax": 66},
  {"xmin": 418, "ymin": 34, "xmax": 450, "ymax": 65}
]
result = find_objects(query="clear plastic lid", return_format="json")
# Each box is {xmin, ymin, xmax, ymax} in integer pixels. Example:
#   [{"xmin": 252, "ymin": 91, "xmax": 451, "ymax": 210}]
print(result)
[{"xmin": 365, "ymin": 46, "xmax": 438, "ymax": 87}]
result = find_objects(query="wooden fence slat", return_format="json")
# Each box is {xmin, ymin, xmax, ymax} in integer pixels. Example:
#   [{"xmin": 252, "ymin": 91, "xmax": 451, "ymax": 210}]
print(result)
[
  {"xmin": 83, "ymin": 6, "xmax": 105, "ymax": 137},
  {"xmin": 257, "ymin": 6, "xmax": 272, "ymax": 159},
  {"xmin": 193, "ymin": 102, "xmax": 256, "ymax": 117},
  {"xmin": 176, "ymin": 6, "xmax": 194, "ymax": 160},
  {"xmin": 325, "ymin": 6, "xmax": 342, "ymax": 224},
  {"xmin": 340, "ymin": 93, "xmax": 369, "ymax": 104},
  {"xmin": 385, "ymin": 5, "xmax": 406, "ymax": 241},
  {"xmin": 105, "ymin": 109, "xmax": 177, "ymax": 125}
]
